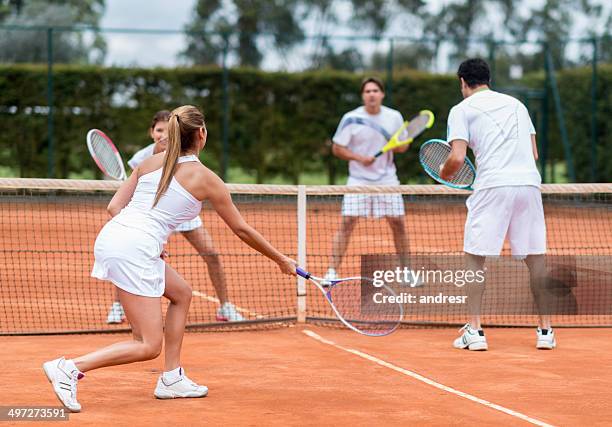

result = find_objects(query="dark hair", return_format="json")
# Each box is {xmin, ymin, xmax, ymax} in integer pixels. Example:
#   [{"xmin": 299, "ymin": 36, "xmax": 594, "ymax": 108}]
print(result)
[
  {"xmin": 457, "ymin": 58, "xmax": 491, "ymax": 88},
  {"xmin": 154, "ymin": 105, "xmax": 205, "ymax": 206},
  {"xmin": 360, "ymin": 77, "xmax": 385, "ymax": 94},
  {"xmin": 150, "ymin": 110, "xmax": 171, "ymax": 129}
]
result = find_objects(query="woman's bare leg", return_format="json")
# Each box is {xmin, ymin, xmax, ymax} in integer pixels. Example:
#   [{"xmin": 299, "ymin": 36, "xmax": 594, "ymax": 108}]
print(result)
[
  {"xmin": 73, "ymin": 289, "xmax": 163, "ymax": 372},
  {"xmin": 162, "ymin": 264, "xmax": 193, "ymax": 371}
]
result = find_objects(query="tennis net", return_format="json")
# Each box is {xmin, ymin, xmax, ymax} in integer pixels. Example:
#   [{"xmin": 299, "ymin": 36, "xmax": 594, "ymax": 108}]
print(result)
[{"xmin": 1, "ymin": 179, "xmax": 610, "ymax": 335}]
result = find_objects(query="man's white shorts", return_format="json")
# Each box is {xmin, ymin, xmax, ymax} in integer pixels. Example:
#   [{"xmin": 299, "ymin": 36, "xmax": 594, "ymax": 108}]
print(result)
[
  {"xmin": 341, "ymin": 177, "xmax": 404, "ymax": 218},
  {"xmin": 464, "ymin": 185, "xmax": 546, "ymax": 256},
  {"xmin": 341, "ymin": 193, "xmax": 405, "ymax": 217}
]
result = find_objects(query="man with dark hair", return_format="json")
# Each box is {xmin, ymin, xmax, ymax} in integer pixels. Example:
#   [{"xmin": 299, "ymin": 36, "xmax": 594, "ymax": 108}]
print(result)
[
  {"xmin": 324, "ymin": 77, "xmax": 412, "ymax": 283},
  {"xmin": 440, "ymin": 58, "xmax": 553, "ymax": 351},
  {"xmin": 360, "ymin": 76, "xmax": 385, "ymax": 94},
  {"xmin": 456, "ymin": 58, "xmax": 491, "ymax": 87}
]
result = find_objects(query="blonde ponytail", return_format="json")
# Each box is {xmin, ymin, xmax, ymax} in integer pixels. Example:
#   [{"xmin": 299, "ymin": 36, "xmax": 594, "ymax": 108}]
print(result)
[{"xmin": 153, "ymin": 105, "xmax": 205, "ymax": 206}]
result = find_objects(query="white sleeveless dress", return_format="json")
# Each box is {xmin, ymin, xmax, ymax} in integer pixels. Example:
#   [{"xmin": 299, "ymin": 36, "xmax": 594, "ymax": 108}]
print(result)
[
  {"xmin": 91, "ymin": 155, "xmax": 203, "ymax": 297},
  {"xmin": 128, "ymin": 144, "xmax": 203, "ymax": 232}
]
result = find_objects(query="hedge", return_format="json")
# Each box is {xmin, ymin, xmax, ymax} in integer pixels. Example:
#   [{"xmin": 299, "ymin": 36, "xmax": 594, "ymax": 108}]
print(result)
[
  {"xmin": 0, "ymin": 65, "xmax": 455, "ymax": 182},
  {"xmin": 0, "ymin": 64, "xmax": 608, "ymax": 182},
  {"xmin": 523, "ymin": 64, "xmax": 611, "ymax": 182}
]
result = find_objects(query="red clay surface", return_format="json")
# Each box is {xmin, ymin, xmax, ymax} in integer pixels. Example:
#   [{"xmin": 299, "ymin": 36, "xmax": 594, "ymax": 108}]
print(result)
[{"xmin": 1, "ymin": 325, "xmax": 612, "ymax": 426}]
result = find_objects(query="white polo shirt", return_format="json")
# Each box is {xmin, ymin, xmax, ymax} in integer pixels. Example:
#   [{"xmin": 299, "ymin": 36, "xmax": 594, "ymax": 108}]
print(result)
[
  {"xmin": 333, "ymin": 106, "xmax": 404, "ymax": 183},
  {"xmin": 127, "ymin": 143, "xmax": 155, "ymax": 170},
  {"xmin": 447, "ymin": 90, "xmax": 541, "ymax": 191}
]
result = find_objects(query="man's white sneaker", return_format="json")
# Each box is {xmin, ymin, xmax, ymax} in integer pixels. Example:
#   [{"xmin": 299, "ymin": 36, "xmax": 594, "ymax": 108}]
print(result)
[
  {"xmin": 453, "ymin": 324, "xmax": 488, "ymax": 351},
  {"xmin": 106, "ymin": 302, "xmax": 125, "ymax": 324},
  {"xmin": 154, "ymin": 368, "xmax": 208, "ymax": 399},
  {"xmin": 43, "ymin": 357, "xmax": 82, "ymax": 412},
  {"xmin": 216, "ymin": 302, "xmax": 245, "ymax": 322},
  {"xmin": 536, "ymin": 328, "xmax": 556, "ymax": 349}
]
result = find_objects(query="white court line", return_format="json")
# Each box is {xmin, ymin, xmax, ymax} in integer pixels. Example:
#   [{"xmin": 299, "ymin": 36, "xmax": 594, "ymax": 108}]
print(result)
[
  {"xmin": 191, "ymin": 290, "xmax": 265, "ymax": 319},
  {"xmin": 303, "ymin": 329, "xmax": 556, "ymax": 427}
]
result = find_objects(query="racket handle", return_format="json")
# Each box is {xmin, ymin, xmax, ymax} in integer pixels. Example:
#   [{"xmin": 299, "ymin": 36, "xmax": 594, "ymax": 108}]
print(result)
[
  {"xmin": 296, "ymin": 267, "xmax": 310, "ymax": 279},
  {"xmin": 374, "ymin": 151, "xmax": 383, "ymax": 158}
]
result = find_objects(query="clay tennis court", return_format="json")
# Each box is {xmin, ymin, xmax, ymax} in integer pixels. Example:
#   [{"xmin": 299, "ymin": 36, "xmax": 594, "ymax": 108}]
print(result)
[
  {"xmin": 1, "ymin": 180, "xmax": 611, "ymax": 425},
  {"xmin": 2, "ymin": 326, "xmax": 612, "ymax": 425}
]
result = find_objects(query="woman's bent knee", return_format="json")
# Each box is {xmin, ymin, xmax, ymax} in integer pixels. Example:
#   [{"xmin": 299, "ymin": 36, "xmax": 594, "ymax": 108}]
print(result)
[
  {"xmin": 170, "ymin": 285, "xmax": 192, "ymax": 305},
  {"xmin": 140, "ymin": 341, "xmax": 162, "ymax": 360}
]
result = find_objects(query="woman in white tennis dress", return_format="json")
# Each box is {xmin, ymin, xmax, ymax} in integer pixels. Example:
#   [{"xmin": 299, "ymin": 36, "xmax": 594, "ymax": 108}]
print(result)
[
  {"xmin": 105, "ymin": 110, "xmax": 245, "ymax": 325},
  {"xmin": 43, "ymin": 105, "xmax": 296, "ymax": 413}
]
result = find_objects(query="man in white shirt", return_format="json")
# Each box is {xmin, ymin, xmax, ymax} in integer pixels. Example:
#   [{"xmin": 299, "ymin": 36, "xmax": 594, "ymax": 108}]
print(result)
[
  {"xmin": 324, "ymin": 77, "xmax": 412, "ymax": 282},
  {"xmin": 440, "ymin": 58, "xmax": 554, "ymax": 350}
]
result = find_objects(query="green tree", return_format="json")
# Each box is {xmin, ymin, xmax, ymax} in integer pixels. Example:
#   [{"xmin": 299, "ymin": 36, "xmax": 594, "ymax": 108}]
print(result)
[
  {"xmin": 600, "ymin": 27, "xmax": 611, "ymax": 63},
  {"xmin": 0, "ymin": 0, "xmax": 106, "ymax": 64},
  {"xmin": 419, "ymin": 0, "xmax": 521, "ymax": 70},
  {"xmin": 420, "ymin": 0, "xmax": 608, "ymax": 78},
  {"xmin": 578, "ymin": 4, "xmax": 610, "ymax": 63},
  {"xmin": 182, "ymin": 0, "xmax": 305, "ymax": 67},
  {"xmin": 310, "ymin": 38, "xmax": 365, "ymax": 71},
  {"xmin": 369, "ymin": 43, "xmax": 437, "ymax": 72},
  {"xmin": 1, "ymin": 0, "xmax": 104, "ymax": 24},
  {"xmin": 309, "ymin": 0, "xmax": 426, "ymax": 71},
  {"xmin": 183, "ymin": 0, "xmax": 427, "ymax": 70},
  {"xmin": 348, "ymin": 0, "xmax": 425, "ymax": 35},
  {"xmin": 0, "ymin": 0, "xmax": 23, "ymax": 20}
]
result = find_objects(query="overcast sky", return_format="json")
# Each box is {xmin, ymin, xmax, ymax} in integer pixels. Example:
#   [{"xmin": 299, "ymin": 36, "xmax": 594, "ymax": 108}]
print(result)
[
  {"xmin": 99, "ymin": 0, "xmax": 194, "ymax": 67},
  {"xmin": 101, "ymin": 0, "xmax": 194, "ymax": 29}
]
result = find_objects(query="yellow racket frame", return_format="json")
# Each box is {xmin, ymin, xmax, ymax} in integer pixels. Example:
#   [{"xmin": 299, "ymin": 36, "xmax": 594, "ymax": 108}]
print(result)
[{"xmin": 374, "ymin": 109, "xmax": 435, "ymax": 157}]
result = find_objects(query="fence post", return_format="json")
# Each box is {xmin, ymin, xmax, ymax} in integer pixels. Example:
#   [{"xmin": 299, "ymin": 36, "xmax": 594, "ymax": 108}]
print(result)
[
  {"xmin": 545, "ymin": 47, "xmax": 576, "ymax": 182},
  {"xmin": 590, "ymin": 37, "xmax": 598, "ymax": 182},
  {"xmin": 46, "ymin": 27, "xmax": 55, "ymax": 178},
  {"xmin": 221, "ymin": 33, "xmax": 230, "ymax": 181},
  {"xmin": 540, "ymin": 49, "xmax": 549, "ymax": 183}
]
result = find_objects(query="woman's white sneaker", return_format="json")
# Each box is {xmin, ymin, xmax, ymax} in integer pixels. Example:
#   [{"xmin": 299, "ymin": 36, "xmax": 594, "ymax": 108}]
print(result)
[
  {"xmin": 42, "ymin": 357, "xmax": 82, "ymax": 412},
  {"xmin": 453, "ymin": 324, "xmax": 488, "ymax": 351},
  {"xmin": 154, "ymin": 368, "xmax": 208, "ymax": 399},
  {"xmin": 536, "ymin": 328, "xmax": 556, "ymax": 349}
]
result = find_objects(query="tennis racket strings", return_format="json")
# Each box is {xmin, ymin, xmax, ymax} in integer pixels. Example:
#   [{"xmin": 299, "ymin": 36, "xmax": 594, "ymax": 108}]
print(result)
[
  {"xmin": 400, "ymin": 112, "xmax": 433, "ymax": 142},
  {"xmin": 327, "ymin": 278, "xmax": 403, "ymax": 336},
  {"xmin": 419, "ymin": 140, "xmax": 475, "ymax": 187},
  {"xmin": 87, "ymin": 130, "xmax": 125, "ymax": 180}
]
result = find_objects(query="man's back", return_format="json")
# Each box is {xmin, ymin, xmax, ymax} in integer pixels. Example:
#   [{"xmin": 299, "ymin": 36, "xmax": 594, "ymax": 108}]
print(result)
[{"xmin": 447, "ymin": 90, "xmax": 540, "ymax": 191}]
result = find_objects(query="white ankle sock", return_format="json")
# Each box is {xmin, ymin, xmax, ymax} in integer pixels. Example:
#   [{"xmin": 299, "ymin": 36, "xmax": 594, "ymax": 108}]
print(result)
[{"xmin": 163, "ymin": 367, "xmax": 182, "ymax": 382}]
